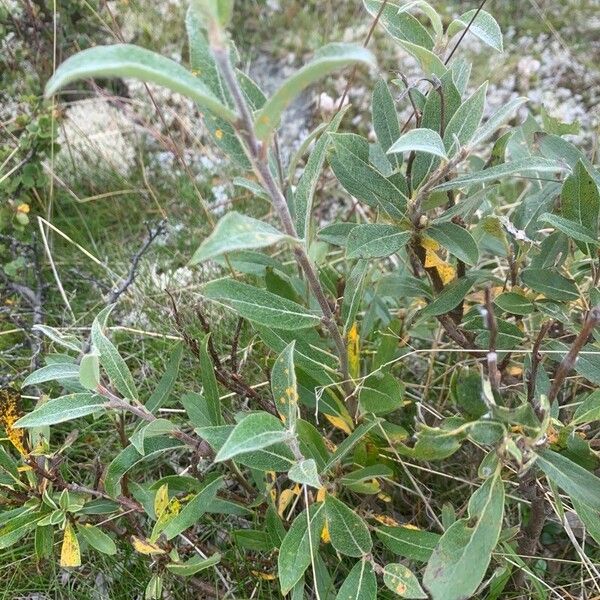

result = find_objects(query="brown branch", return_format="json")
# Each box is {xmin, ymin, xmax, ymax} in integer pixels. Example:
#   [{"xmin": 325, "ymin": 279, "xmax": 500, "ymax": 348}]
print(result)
[
  {"xmin": 527, "ymin": 321, "xmax": 553, "ymax": 410},
  {"xmin": 483, "ymin": 286, "xmax": 501, "ymax": 391},
  {"xmin": 548, "ymin": 306, "xmax": 600, "ymax": 405},
  {"xmin": 166, "ymin": 291, "xmax": 277, "ymax": 414}
]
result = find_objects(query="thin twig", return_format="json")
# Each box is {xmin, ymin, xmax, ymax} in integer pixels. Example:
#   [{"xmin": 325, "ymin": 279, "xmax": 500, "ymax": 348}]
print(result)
[
  {"xmin": 548, "ymin": 307, "xmax": 600, "ymax": 404},
  {"xmin": 336, "ymin": 0, "xmax": 389, "ymax": 111},
  {"xmin": 106, "ymin": 220, "xmax": 166, "ymax": 306}
]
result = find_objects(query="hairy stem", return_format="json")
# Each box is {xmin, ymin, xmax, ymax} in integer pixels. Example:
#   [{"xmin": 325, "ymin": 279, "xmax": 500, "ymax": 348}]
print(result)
[{"xmin": 210, "ymin": 42, "xmax": 351, "ymax": 392}]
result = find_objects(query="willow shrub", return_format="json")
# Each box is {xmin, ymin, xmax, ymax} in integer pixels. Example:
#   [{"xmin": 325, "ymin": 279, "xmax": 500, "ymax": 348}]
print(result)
[{"xmin": 4, "ymin": 1, "xmax": 600, "ymax": 598}]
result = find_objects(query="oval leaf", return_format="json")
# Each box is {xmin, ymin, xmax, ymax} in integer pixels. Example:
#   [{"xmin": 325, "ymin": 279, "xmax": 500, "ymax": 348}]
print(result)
[
  {"xmin": 388, "ymin": 128, "xmax": 447, "ymax": 159},
  {"xmin": 214, "ymin": 413, "xmax": 289, "ymax": 462},
  {"xmin": 347, "ymin": 225, "xmax": 411, "ymax": 259},
  {"xmin": 191, "ymin": 212, "xmax": 293, "ymax": 264},
  {"xmin": 202, "ymin": 279, "xmax": 321, "ymax": 330},
  {"xmin": 14, "ymin": 393, "xmax": 105, "ymax": 428},
  {"xmin": 335, "ymin": 559, "xmax": 377, "ymax": 600},
  {"xmin": 324, "ymin": 495, "xmax": 372, "ymax": 557}
]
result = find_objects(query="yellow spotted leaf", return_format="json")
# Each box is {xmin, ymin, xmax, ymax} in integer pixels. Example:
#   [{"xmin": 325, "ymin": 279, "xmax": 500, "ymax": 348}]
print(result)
[
  {"xmin": 132, "ymin": 535, "xmax": 165, "ymax": 555},
  {"xmin": 60, "ymin": 522, "xmax": 81, "ymax": 567},
  {"xmin": 154, "ymin": 483, "xmax": 169, "ymax": 519},
  {"xmin": 321, "ymin": 520, "xmax": 331, "ymax": 544},
  {"xmin": 347, "ymin": 323, "xmax": 360, "ymax": 380},
  {"xmin": 0, "ymin": 387, "xmax": 28, "ymax": 455},
  {"xmin": 316, "ymin": 487, "xmax": 327, "ymax": 503}
]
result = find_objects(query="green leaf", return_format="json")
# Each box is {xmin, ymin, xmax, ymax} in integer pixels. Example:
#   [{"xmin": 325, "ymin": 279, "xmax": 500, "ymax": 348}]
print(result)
[
  {"xmin": 520, "ymin": 269, "xmax": 579, "ymax": 302},
  {"xmin": 388, "ymin": 128, "xmax": 447, "ymax": 159},
  {"xmin": 322, "ymin": 418, "xmax": 382, "ymax": 473},
  {"xmin": 561, "ymin": 160, "xmax": 600, "ymax": 254},
  {"xmin": 166, "ymin": 553, "xmax": 221, "ymax": 576},
  {"xmin": 364, "ymin": 0, "xmax": 435, "ymax": 49},
  {"xmin": 288, "ymin": 459, "xmax": 322, "ymax": 489},
  {"xmin": 426, "ymin": 222, "xmax": 479, "ymax": 265},
  {"xmin": 573, "ymin": 390, "xmax": 600, "ymax": 425},
  {"xmin": 146, "ymin": 343, "xmax": 183, "ymax": 413},
  {"xmin": 330, "ymin": 133, "xmax": 407, "ymax": 220},
  {"xmin": 162, "ymin": 476, "xmax": 224, "ymax": 539},
  {"xmin": 254, "ymin": 43, "xmax": 375, "ymax": 140},
  {"xmin": 14, "ymin": 393, "xmax": 105, "ymax": 428},
  {"xmin": 191, "ymin": 0, "xmax": 234, "ymax": 27},
  {"xmin": 472, "ymin": 97, "xmax": 528, "ymax": 146},
  {"xmin": 373, "ymin": 79, "xmax": 402, "ymax": 169},
  {"xmin": 335, "ymin": 559, "xmax": 377, "ymax": 600},
  {"xmin": 202, "ymin": 279, "xmax": 320, "ymax": 330},
  {"xmin": 536, "ymin": 449, "xmax": 600, "ymax": 512},
  {"xmin": 325, "ymin": 495, "xmax": 372, "ymax": 557},
  {"xmin": 271, "ymin": 341, "xmax": 299, "ymax": 430},
  {"xmin": 294, "ymin": 109, "xmax": 346, "ymax": 240},
  {"xmin": 198, "ymin": 424, "xmax": 296, "ymax": 471},
  {"xmin": 33, "ymin": 324, "xmax": 81, "ymax": 353},
  {"xmin": 45, "ymin": 44, "xmax": 236, "ymax": 123},
  {"xmin": 22, "ymin": 363, "xmax": 79, "ymax": 387},
  {"xmin": 191, "ymin": 212, "xmax": 293, "ymax": 264},
  {"xmin": 494, "ymin": 292, "xmax": 534, "ymax": 316},
  {"xmin": 346, "ymin": 225, "xmax": 411, "ymax": 259},
  {"xmin": 79, "ymin": 352, "xmax": 100, "ymax": 390},
  {"xmin": 444, "ymin": 82, "xmax": 488, "ymax": 155},
  {"xmin": 214, "ymin": 413, "xmax": 289, "ymax": 462},
  {"xmin": 77, "ymin": 524, "xmax": 117, "ymax": 555},
  {"xmin": 318, "ymin": 223, "xmax": 358, "ymax": 247},
  {"xmin": 434, "ymin": 158, "xmax": 566, "ymax": 191},
  {"xmin": 278, "ymin": 503, "xmax": 326, "ymax": 595},
  {"xmin": 0, "ymin": 509, "xmax": 43, "ymax": 550},
  {"xmin": 420, "ymin": 278, "xmax": 474, "ymax": 319},
  {"xmin": 539, "ymin": 213, "xmax": 598, "ymax": 245},
  {"xmin": 198, "ymin": 335, "xmax": 223, "ymax": 426},
  {"xmin": 130, "ymin": 419, "xmax": 175, "ymax": 455},
  {"xmin": 376, "ymin": 526, "xmax": 440, "ymax": 562},
  {"xmin": 92, "ymin": 305, "xmax": 139, "ymax": 401},
  {"xmin": 400, "ymin": 1, "xmax": 443, "ymax": 38},
  {"xmin": 341, "ymin": 260, "xmax": 369, "ymax": 334},
  {"xmin": 383, "ymin": 563, "xmax": 427, "ymax": 598},
  {"xmin": 104, "ymin": 437, "xmax": 184, "ymax": 498},
  {"xmin": 571, "ymin": 500, "xmax": 600, "ymax": 546},
  {"xmin": 423, "ymin": 472, "xmax": 505, "ymax": 600},
  {"xmin": 359, "ymin": 371, "xmax": 404, "ymax": 416},
  {"xmin": 447, "ymin": 9, "xmax": 503, "ymax": 52}
]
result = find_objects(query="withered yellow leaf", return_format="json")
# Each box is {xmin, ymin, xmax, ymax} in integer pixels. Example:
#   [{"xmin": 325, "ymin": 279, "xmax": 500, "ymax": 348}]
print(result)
[
  {"xmin": 251, "ymin": 570, "xmax": 277, "ymax": 580},
  {"xmin": 0, "ymin": 387, "xmax": 28, "ymax": 455},
  {"xmin": 421, "ymin": 236, "xmax": 456, "ymax": 285},
  {"xmin": 277, "ymin": 484, "xmax": 300, "ymax": 517},
  {"xmin": 132, "ymin": 535, "xmax": 165, "ymax": 555},
  {"xmin": 373, "ymin": 514, "xmax": 398, "ymax": 526},
  {"xmin": 60, "ymin": 522, "xmax": 81, "ymax": 567},
  {"xmin": 324, "ymin": 414, "xmax": 353, "ymax": 435},
  {"xmin": 347, "ymin": 323, "xmax": 360, "ymax": 380}
]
